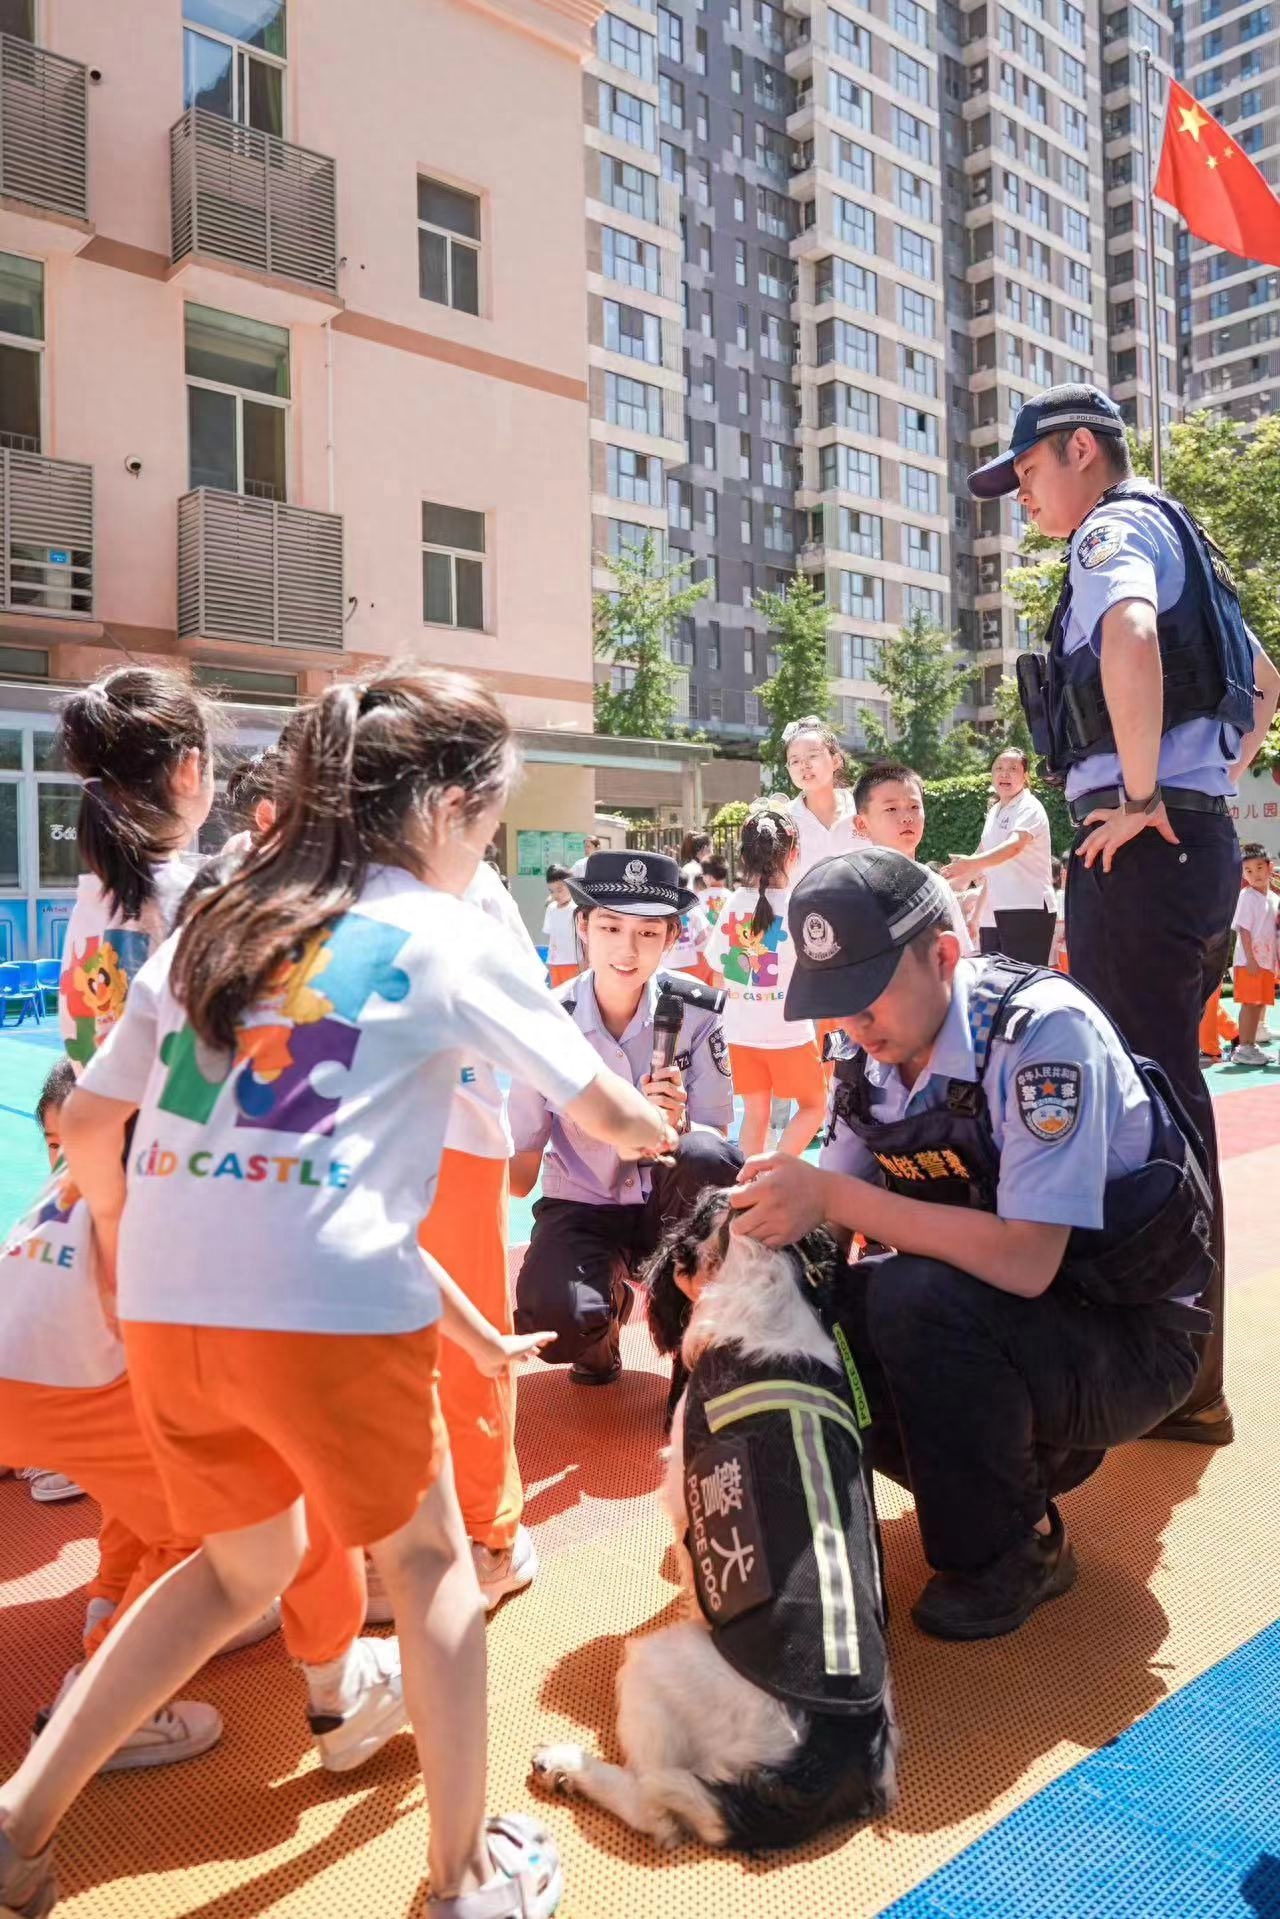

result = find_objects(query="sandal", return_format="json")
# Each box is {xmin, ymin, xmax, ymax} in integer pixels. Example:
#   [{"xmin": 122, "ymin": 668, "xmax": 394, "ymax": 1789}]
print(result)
[{"xmin": 426, "ymin": 1815, "xmax": 562, "ymax": 1919}]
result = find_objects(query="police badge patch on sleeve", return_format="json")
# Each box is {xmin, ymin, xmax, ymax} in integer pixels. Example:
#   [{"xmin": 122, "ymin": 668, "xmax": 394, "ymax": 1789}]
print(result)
[
  {"xmin": 708, "ymin": 1025, "xmax": 732, "ymax": 1078},
  {"xmin": 685, "ymin": 1437, "xmax": 774, "ymax": 1625},
  {"xmin": 1015, "ymin": 1063, "xmax": 1082, "ymax": 1141},
  {"xmin": 1076, "ymin": 522, "xmax": 1125, "ymax": 571}
]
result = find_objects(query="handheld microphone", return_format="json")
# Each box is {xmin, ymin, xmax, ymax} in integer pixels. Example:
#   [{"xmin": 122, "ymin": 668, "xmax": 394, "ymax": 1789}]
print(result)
[{"xmin": 651, "ymin": 990, "xmax": 685, "ymax": 1075}]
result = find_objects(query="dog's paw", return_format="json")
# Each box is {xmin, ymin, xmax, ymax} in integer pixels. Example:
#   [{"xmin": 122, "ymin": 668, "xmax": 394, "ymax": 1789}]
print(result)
[{"xmin": 530, "ymin": 1744, "xmax": 588, "ymax": 1797}]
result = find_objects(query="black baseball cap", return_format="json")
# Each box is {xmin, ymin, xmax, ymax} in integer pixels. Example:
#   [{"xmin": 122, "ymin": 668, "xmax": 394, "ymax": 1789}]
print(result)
[
  {"xmin": 566, "ymin": 850, "xmax": 696, "ymax": 918},
  {"xmin": 784, "ymin": 848, "xmax": 952, "ymax": 1020},
  {"xmin": 967, "ymin": 384, "xmax": 1127, "ymax": 500}
]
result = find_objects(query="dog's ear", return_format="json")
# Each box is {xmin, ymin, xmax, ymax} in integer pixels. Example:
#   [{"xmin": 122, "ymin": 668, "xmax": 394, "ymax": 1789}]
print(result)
[{"xmin": 642, "ymin": 1236, "xmax": 694, "ymax": 1357}]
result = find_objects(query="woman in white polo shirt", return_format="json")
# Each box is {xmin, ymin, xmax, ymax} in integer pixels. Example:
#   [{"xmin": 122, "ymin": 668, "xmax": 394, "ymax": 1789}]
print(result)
[
  {"xmin": 942, "ymin": 748, "xmax": 1056, "ymax": 965},
  {"xmin": 783, "ymin": 716, "xmax": 858, "ymax": 878}
]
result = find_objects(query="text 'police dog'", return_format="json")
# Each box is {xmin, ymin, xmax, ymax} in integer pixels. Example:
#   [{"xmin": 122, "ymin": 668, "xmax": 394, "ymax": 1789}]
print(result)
[{"xmin": 530, "ymin": 1190, "xmax": 898, "ymax": 1852}]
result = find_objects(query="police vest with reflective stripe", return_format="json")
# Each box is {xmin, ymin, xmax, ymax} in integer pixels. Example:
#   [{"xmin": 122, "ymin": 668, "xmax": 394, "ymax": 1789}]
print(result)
[
  {"xmin": 681, "ymin": 1342, "xmax": 888, "ymax": 1719},
  {"xmin": 1017, "ymin": 485, "xmax": 1256, "ymax": 781},
  {"xmin": 828, "ymin": 958, "xmax": 1215, "ymax": 1321}
]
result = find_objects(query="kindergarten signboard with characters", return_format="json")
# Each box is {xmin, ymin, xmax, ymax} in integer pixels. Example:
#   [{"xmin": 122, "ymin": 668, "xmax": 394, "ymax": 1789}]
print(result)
[{"xmin": 1229, "ymin": 767, "xmax": 1280, "ymax": 861}]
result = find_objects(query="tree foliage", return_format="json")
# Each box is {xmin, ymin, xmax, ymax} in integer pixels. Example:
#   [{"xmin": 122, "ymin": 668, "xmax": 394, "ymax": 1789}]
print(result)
[
  {"xmin": 917, "ymin": 774, "xmax": 1074, "ymax": 863},
  {"xmin": 861, "ymin": 611, "xmax": 983, "ymax": 778},
  {"xmin": 593, "ymin": 534, "xmax": 708, "ymax": 739},
  {"xmin": 752, "ymin": 573, "xmax": 834, "ymax": 789}
]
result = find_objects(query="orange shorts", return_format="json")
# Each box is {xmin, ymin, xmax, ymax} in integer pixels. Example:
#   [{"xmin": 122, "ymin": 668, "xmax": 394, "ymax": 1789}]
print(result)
[
  {"xmin": 729, "ymin": 1039, "xmax": 827, "ymax": 1106},
  {"xmin": 548, "ymin": 963, "xmax": 579, "ymax": 988},
  {"xmin": 123, "ymin": 1321, "xmax": 447, "ymax": 1548},
  {"xmin": 1234, "ymin": 965, "xmax": 1276, "ymax": 1007}
]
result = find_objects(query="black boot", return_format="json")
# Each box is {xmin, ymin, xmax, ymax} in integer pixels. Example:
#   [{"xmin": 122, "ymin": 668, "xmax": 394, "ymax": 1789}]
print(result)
[{"xmin": 911, "ymin": 1505, "xmax": 1077, "ymax": 1642}]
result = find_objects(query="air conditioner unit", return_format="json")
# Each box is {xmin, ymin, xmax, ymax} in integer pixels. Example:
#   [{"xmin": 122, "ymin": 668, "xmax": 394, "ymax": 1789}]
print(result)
[{"xmin": 974, "ymin": 295, "xmax": 992, "ymax": 315}]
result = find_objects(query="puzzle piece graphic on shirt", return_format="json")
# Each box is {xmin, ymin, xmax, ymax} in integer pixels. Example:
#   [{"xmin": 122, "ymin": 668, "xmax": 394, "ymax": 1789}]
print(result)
[
  {"xmin": 234, "ymin": 1015, "xmax": 359, "ymax": 1137},
  {"xmin": 64, "ymin": 1017, "xmax": 98, "ymax": 1069},
  {"xmin": 720, "ymin": 911, "xmax": 789, "ymax": 991},
  {"xmin": 315, "ymin": 914, "xmax": 412, "ymax": 1021},
  {"xmin": 157, "ymin": 1026, "xmax": 233, "ymax": 1126}
]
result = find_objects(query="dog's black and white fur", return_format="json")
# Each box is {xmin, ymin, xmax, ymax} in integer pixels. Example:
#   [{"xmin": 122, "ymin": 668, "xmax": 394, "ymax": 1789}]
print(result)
[{"xmin": 531, "ymin": 1191, "xmax": 898, "ymax": 1852}]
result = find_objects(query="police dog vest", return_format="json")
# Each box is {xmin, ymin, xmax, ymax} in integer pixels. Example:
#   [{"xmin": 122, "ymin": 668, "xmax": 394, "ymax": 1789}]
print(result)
[{"xmin": 681, "ymin": 1343, "xmax": 888, "ymax": 1719}]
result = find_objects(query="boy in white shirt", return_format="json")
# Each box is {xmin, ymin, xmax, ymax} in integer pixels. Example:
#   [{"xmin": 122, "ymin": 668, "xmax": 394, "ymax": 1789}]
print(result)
[
  {"xmin": 542, "ymin": 863, "xmax": 580, "ymax": 987},
  {"xmin": 852, "ymin": 762, "xmax": 974, "ymax": 954},
  {"xmin": 1230, "ymin": 843, "xmax": 1278, "ymax": 1065}
]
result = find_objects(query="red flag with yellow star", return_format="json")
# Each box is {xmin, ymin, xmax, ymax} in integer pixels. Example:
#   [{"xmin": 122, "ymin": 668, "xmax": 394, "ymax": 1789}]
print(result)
[{"xmin": 1155, "ymin": 79, "xmax": 1280, "ymax": 269}]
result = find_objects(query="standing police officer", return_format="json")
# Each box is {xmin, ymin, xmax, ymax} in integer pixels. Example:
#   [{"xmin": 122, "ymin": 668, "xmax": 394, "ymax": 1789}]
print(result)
[
  {"xmin": 967, "ymin": 386, "xmax": 1280, "ymax": 1445},
  {"xmin": 729, "ymin": 848, "xmax": 1213, "ymax": 1641}
]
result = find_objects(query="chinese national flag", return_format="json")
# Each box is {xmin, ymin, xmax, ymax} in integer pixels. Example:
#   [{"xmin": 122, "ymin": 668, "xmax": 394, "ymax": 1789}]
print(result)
[{"xmin": 1155, "ymin": 79, "xmax": 1280, "ymax": 270}]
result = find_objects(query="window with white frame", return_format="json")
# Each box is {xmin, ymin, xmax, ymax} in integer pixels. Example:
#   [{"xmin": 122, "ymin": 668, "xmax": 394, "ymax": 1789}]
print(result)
[
  {"xmin": 834, "ymin": 137, "xmax": 874, "ymax": 192},
  {"xmin": 418, "ymin": 178, "xmax": 481, "ymax": 315},
  {"xmin": 0, "ymin": 254, "xmax": 43, "ymax": 453},
  {"xmin": 901, "ymin": 463, "xmax": 938, "ymax": 514},
  {"xmin": 606, "ymin": 371, "xmax": 662, "ymax": 434},
  {"xmin": 602, "ymin": 227, "xmax": 660, "ymax": 294},
  {"xmin": 598, "ymin": 12, "xmax": 656, "ymax": 78},
  {"xmin": 422, "ymin": 502, "xmax": 485, "ymax": 630},
  {"xmin": 183, "ymin": 0, "xmax": 286, "ymax": 136},
  {"xmin": 185, "ymin": 302, "xmax": 289, "ymax": 500},
  {"xmin": 607, "ymin": 445, "xmax": 662, "ymax": 505},
  {"xmin": 604, "ymin": 299, "xmax": 662, "ymax": 363}
]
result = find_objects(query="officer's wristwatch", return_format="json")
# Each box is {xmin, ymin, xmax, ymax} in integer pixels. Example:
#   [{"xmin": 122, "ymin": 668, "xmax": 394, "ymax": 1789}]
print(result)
[{"xmin": 1121, "ymin": 784, "xmax": 1163, "ymax": 817}]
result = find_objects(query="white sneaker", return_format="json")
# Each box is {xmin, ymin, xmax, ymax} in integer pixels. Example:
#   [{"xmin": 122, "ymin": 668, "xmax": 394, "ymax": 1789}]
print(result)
[
  {"xmin": 1233, "ymin": 1043, "xmax": 1269, "ymax": 1066},
  {"xmin": 364, "ymin": 1555, "xmax": 395, "ymax": 1626},
  {"xmin": 473, "ymin": 1526, "xmax": 538, "ymax": 1612},
  {"xmin": 21, "ymin": 1469, "xmax": 84, "ymax": 1504},
  {"xmin": 305, "ymin": 1636, "xmax": 408, "ymax": 1774},
  {"xmin": 83, "ymin": 1595, "xmax": 116, "ymax": 1641},
  {"xmin": 36, "ymin": 1665, "xmax": 222, "ymax": 1772}
]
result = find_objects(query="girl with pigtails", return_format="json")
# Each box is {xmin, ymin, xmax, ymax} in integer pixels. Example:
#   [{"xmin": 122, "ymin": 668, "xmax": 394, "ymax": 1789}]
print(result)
[{"xmin": 705, "ymin": 800, "xmax": 827, "ymax": 1160}]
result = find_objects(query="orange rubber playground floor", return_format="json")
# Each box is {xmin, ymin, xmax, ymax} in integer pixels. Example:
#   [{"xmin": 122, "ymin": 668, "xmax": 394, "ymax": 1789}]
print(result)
[{"xmin": 2, "ymin": 1051, "xmax": 1279, "ymax": 1918}]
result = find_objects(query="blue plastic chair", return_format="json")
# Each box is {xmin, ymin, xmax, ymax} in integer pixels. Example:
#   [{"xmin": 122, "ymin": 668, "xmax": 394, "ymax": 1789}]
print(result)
[
  {"xmin": 36, "ymin": 958, "xmax": 60, "ymax": 1015},
  {"xmin": 0, "ymin": 962, "xmax": 40, "ymax": 1027},
  {"xmin": 15, "ymin": 961, "xmax": 43, "ymax": 1022}
]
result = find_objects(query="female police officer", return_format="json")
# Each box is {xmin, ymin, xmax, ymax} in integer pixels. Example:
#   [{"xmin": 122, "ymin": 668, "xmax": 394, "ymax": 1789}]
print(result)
[{"xmin": 729, "ymin": 847, "xmax": 1212, "ymax": 1642}]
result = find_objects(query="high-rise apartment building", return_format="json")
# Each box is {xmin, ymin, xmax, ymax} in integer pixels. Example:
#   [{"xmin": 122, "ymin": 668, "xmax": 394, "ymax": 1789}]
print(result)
[{"xmin": 1179, "ymin": 0, "xmax": 1280, "ymax": 422}]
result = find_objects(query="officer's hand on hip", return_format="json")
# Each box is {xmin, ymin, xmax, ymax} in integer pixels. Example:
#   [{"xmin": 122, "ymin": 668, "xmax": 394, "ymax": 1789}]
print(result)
[
  {"xmin": 728, "ymin": 1154, "xmax": 827, "ymax": 1246},
  {"xmin": 1077, "ymin": 798, "xmax": 1179, "ymax": 873}
]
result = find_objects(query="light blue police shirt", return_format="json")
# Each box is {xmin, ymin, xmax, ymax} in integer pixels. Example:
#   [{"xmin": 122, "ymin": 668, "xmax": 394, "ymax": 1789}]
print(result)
[
  {"xmin": 819, "ymin": 958, "xmax": 1153, "ymax": 1231},
  {"xmin": 508, "ymin": 968, "xmax": 734, "ymax": 1207},
  {"xmin": 1063, "ymin": 481, "xmax": 1255, "ymax": 804}
]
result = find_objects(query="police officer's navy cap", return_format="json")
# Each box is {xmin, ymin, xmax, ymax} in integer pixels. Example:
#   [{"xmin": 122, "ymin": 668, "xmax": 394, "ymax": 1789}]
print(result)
[
  {"xmin": 967, "ymin": 384, "xmax": 1127, "ymax": 501},
  {"xmin": 784, "ymin": 847, "xmax": 951, "ymax": 1020},
  {"xmin": 565, "ymin": 850, "xmax": 697, "ymax": 918}
]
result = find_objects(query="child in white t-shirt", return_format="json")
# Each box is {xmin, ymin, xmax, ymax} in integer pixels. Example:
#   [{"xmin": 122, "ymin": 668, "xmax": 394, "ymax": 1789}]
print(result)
[
  {"xmin": 2, "ymin": 668, "xmax": 676, "ymax": 1919},
  {"xmin": 705, "ymin": 801, "xmax": 827, "ymax": 1158},
  {"xmin": 542, "ymin": 863, "xmax": 580, "ymax": 987},
  {"xmin": 1231, "ymin": 842, "xmax": 1279, "ymax": 1065}
]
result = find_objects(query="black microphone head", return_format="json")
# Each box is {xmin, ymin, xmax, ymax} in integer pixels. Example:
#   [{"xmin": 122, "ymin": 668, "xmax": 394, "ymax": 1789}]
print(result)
[{"xmin": 653, "ymin": 990, "xmax": 684, "ymax": 1036}]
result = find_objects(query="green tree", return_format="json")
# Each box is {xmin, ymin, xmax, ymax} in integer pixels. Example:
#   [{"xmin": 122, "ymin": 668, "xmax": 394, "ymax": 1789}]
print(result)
[
  {"xmin": 990, "ymin": 674, "xmax": 1035, "ymax": 759},
  {"xmin": 861, "ymin": 611, "xmax": 982, "ymax": 778},
  {"xmin": 753, "ymin": 572, "xmax": 833, "ymax": 788},
  {"xmin": 593, "ymin": 534, "xmax": 708, "ymax": 739}
]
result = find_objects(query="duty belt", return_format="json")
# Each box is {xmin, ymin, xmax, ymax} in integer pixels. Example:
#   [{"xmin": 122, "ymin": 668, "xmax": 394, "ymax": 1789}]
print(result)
[{"xmin": 1067, "ymin": 787, "xmax": 1230, "ymax": 828}]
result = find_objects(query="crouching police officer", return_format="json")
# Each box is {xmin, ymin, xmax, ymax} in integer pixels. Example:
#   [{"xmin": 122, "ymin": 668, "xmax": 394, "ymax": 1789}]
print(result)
[
  {"xmin": 510, "ymin": 851, "xmax": 743, "ymax": 1384},
  {"xmin": 970, "ymin": 384, "xmax": 1280, "ymax": 1446},
  {"xmin": 730, "ymin": 847, "xmax": 1213, "ymax": 1642}
]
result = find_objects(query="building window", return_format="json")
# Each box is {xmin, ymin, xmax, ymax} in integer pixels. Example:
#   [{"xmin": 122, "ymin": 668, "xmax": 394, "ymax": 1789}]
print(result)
[
  {"xmin": 185, "ymin": 302, "xmax": 289, "ymax": 500},
  {"xmin": 901, "ymin": 464, "xmax": 939, "ymax": 514},
  {"xmin": 422, "ymin": 502, "xmax": 485, "ymax": 630},
  {"xmin": 816, "ymin": 318, "xmax": 877, "ymax": 374},
  {"xmin": 829, "ymin": 71, "xmax": 870, "ymax": 129},
  {"xmin": 607, "ymin": 445, "xmax": 662, "ymax": 505},
  {"xmin": 837, "ymin": 507, "xmax": 882, "ymax": 559},
  {"xmin": 607, "ymin": 518, "xmax": 663, "ymax": 562},
  {"xmin": 891, "ymin": 0, "xmax": 928, "ymax": 45},
  {"xmin": 816, "ymin": 256, "xmax": 877, "ymax": 313},
  {"xmin": 894, "ymin": 166, "xmax": 933, "ymax": 221},
  {"xmin": 703, "ymin": 488, "xmax": 717, "ymax": 536},
  {"xmin": 418, "ymin": 177, "xmax": 481, "ymax": 315},
  {"xmin": 739, "ymin": 368, "xmax": 751, "ymax": 413},
  {"xmin": 818, "ymin": 381, "xmax": 879, "ymax": 436},
  {"xmin": 660, "ymin": 73, "xmax": 685, "ymax": 127},
  {"xmin": 600, "ymin": 155, "xmax": 659, "ymax": 222},
  {"xmin": 898, "ymin": 286, "xmax": 935, "ymax": 336},
  {"xmin": 904, "ymin": 584, "xmax": 943, "ymax": 622},
  {"xmin": 601, "ymin": 227, "xmax": 660, "ymax": 294},
  {"xmin": 830, "ymin": 10, "xmax": 870, "ymax": 67},
  {"xmin": 657, "ymin": 4, "xmax": 682, "ymax": 59},
  {"xmin": 892, "ymin": 107, "xmax": 931, "ymax": 162},
  {"xmin": 0, "ymin": 254, "xmax": 43, "ymax": 453},
  {"xmin": 600, "ymin": 82, "xmax": 657, "ymax": 150},
  {"xmin": 837, "ymin": 571, "xmax": 884, "ymax": 620},
  {"xmin": 599, "ymin": 11, "xmax": 656, "ymax": 78},
  {"xmin": 820, "ymin": 444, "xmax": 881, "ymax": 496},
  {"xmin": 668, "ymin": 478, "xmax": 693, "ymax": 528},
  {"xmin": 183, "ymin": 0, "xmax": 286, "ymax": 136},
  {"xmin": 763, "ymin": 503, "xmax": 790, "ymax": 550},
  {"xmin": 741, "ymin": 498, "xmax": 754, "ymax": 544},
  {"xmin": 901, "ymin": 406, "xmax": 938, "ymax": 455},
  {"xmin": 904, "ymin": 524, "xmax": 942, "ymax": 571},
  {"xmin": 892, "ymin": 49, "xmax": 929, "ymax": 102},
  {"xmin": 834, "ymin": 136, "xmax": 874, "ymax": 192},
  {"xmin": 756, "ymin": 185, "xmax": 790, "ymax": 238},
  {"xmin": 895, "ymin": 225, "xmax": 934, "ymax": 279},
  {"xmin": 606, "ymin": 371, "xmax": 662, "ymax": 434},
  {"xmin": 603, "ymin": 298, "xmax": 661, "ymax": 364}
]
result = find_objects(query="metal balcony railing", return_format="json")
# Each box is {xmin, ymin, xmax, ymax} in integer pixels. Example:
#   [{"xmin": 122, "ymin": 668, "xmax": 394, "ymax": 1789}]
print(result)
[
  {"xmin": 170, "ymin": 107, "xmax": 338, "ymax": 294},
  {"xmin": 0, "ymin": 32, "xmax": 88, "ymax": 220},
  {"xmin": 0, "ymin": 448, "xmax": 93, "ymax": 618},
  {"xmin": 178, "ymin": 489, "xmax": 344, "ymax": 650}
]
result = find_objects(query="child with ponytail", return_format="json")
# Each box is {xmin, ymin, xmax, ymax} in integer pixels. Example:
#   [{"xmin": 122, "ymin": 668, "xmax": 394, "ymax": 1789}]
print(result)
[
  {"xmin": 0, "ymin": 666, "xmax": 674, "ymax": 1919},
  {"xmin": 705, "ymin": 800, "xmax": 827, "ymax": 1159}
]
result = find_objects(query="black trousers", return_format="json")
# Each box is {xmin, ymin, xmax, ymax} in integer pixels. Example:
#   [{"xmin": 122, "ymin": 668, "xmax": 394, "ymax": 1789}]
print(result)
[
  {"xmin": 979, "ymin": 906, "xmax": 1056, "ymax": 967},
  {"xmin": 1065, "ymin": 809, "xmax": 1241, "ymax": 1411},
  {"xmin": 513, "ymin": 1130, "xmax": 744, "ymax": 1366},
  {"xmin": 838, "ymin": 1253, "xmax": 1200, "ymax": 1574}
]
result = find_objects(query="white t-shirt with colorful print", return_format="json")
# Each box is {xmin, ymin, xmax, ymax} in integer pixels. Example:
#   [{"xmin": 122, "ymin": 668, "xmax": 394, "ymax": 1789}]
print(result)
[
  {"xmin": 704, "ymin": 885, "xmax": 815, "ymax": 1050},
  {"xmin": 59, "ymin": 856, "xmax": 202, "ymax": 1067},
  {"xmin": 80, "ymin": 866, "xmax": 602, "ymax": 1336},
  {"xmin": 0, "ymin": 1162, "xmax": 124, "ymax": 1388}
]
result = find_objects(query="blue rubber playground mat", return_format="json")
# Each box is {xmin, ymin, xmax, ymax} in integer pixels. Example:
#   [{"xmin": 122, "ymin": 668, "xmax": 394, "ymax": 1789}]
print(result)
[{"xmin": 882, "ymin": 1618, "xmax": 1280, "ymax": 1919}]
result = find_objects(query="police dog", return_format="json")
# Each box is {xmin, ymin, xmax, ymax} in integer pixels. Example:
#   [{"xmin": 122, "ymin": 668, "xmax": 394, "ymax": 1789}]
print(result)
[{"xmin": 530, "ymin": 1190, "xmax": 898, "ymax": 1852}]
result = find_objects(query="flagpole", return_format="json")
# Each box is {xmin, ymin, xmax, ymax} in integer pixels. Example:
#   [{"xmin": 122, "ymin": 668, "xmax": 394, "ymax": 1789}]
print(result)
[{"xmin": 1138, "ymin": 47, "xmax": 1164, "ymax": 489}]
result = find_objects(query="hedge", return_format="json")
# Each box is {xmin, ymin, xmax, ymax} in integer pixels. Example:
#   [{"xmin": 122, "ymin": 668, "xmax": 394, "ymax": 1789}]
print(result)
[{"xmin": 918, "ymin": 774, "xmax": 1073, "ymax": 863}]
